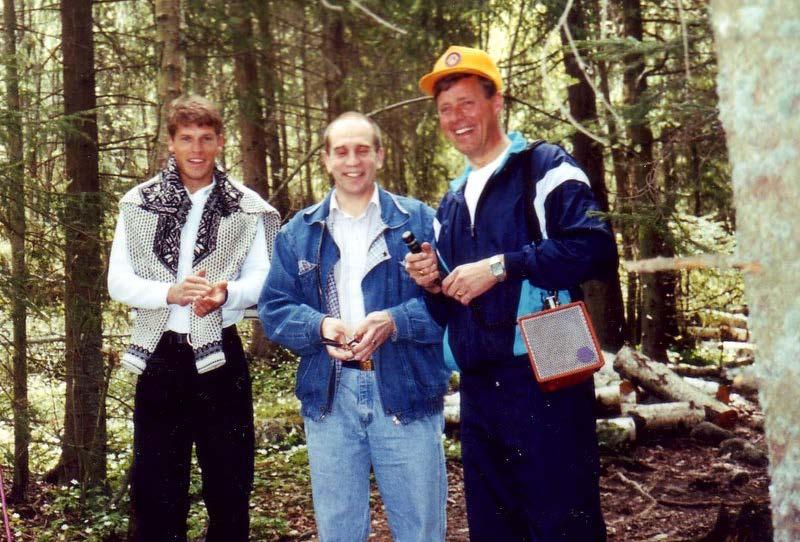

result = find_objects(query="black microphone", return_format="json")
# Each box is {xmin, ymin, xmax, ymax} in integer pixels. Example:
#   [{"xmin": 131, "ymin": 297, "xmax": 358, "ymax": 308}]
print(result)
[{"xmin": 402, "ymin": 231, "xmax": 441, "ymax": 286}]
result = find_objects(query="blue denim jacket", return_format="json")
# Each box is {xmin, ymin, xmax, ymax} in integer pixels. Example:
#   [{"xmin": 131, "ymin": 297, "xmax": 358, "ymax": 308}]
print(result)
[{"xmin": 258, "ymin": 186, "xmax": 449, "ymax": 423}]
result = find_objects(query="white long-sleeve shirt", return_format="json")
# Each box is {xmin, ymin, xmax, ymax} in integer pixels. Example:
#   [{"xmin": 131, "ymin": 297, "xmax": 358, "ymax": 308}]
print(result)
[
  {"xmin": 328, "ymin": 187, "xmax": 381, "ymax": 327},
  {"xmin": 108, "ymin": 181, "xmax": 269, "ymax": 332}
]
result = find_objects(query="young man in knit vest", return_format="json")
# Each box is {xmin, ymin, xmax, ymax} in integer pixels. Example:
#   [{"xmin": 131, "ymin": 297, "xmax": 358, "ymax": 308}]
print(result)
[{"xmin": 108, "ymin": 95, "xmax": 280, "ymax": 542}]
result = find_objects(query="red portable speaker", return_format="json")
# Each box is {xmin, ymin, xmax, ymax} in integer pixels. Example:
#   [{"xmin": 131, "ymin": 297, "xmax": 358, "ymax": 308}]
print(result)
[{"xmin": 517, "ymin": 301, "xmax": 603, "ymax": 392}]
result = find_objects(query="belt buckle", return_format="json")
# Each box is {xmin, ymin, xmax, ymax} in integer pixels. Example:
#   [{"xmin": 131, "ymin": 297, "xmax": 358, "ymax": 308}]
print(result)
[{"xmin": 358, "ymin": 358, "xmax": 373, "ymax": 371}]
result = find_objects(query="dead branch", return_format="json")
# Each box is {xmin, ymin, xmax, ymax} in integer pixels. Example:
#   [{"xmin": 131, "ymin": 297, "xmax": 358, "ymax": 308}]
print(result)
[
  {"xmin": 622, "ymin": 254, "xmax": 762, "ymax": 274},
  {"xmin": 349, "ymin": 0, "xmax": 407, "ymax": 35},
  {"xmin": 614, "ymin": 471, "xmax": 658, "ymax": 517},
  {"xmin": 319, "ymin": 0, "xmax": 407, "ymax": 35}
]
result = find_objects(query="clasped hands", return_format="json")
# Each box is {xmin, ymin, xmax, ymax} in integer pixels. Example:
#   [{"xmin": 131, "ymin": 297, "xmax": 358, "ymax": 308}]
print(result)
[
  {"xmin": 321, "ymin": 312, "xmax": 395, "ymax": 362},
  {"xmin": 403, "ymin": 242, "xmax": 498, "ymax": 306},
  {"xmin": 166, "ymin": 269, "xmax": 228, "ymax": 317}
]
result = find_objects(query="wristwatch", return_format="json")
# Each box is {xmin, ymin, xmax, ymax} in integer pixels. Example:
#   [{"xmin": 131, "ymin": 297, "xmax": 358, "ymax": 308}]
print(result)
[{"xmin": 488, "ymin": 255, "xmax": 506, "ymax": 282}]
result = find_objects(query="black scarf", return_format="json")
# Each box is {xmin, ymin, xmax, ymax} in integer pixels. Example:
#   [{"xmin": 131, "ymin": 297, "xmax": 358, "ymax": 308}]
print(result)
[{"xmin": 138, "ymin": 156, "xmax": 243, "ymax": 275}]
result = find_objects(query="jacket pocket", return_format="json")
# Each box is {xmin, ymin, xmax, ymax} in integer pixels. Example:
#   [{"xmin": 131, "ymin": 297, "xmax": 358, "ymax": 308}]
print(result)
[{"xmin": 297, "ymin": 266, "xmax": 322, "ymax": 309}]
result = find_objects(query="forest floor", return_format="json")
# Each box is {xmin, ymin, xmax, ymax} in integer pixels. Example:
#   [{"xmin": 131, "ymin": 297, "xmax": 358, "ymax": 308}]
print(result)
[
  {"xmin": 6, "ymin": 353, "xmax": 771, "ymax": 542},
  {"xmin": 279, "ymin": 428, "xmax": 772, "ymax": 542}
]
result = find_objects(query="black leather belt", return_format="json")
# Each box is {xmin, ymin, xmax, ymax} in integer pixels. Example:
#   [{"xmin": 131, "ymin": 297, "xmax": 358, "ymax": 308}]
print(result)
[
  {"xmin": 161, "ymin": 325, "xmax": 238, "ymax": 347},
  {"xmin": 162, "ymin": 330, "xmax": 192, "ymax": 346},
  {"xmin": 341, "ymin": 359, "xmax": 373, "ymax": 371}
]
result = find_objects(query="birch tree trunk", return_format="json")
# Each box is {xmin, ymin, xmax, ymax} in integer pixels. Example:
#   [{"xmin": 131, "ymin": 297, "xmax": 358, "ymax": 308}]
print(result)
[
  {"xmin": 2, "ymin": 0, "xmax": 30, "ymax": 503},
  {"xmin": 710, "ymin": 2, "xmax": 800, "ymax": 538}
]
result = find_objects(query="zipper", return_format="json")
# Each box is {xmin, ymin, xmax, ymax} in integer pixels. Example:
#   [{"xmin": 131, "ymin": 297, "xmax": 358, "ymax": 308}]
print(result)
[
  {"xmin": 315, "ymin": 219, "xmax": 338, "ymax": 418},
  {"xmin": 315, "ymin": 221, "xmax": 325, "ymax": 309},
  {"xmin": 471, "ymin": 163, "xmax": 506, "ymax": 240}
]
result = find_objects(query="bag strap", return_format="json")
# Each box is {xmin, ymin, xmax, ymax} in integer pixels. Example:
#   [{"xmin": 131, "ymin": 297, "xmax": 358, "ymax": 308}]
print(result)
[{"xmin": 522, "ymin": 139, "xmax": 547, "ymax": 244}]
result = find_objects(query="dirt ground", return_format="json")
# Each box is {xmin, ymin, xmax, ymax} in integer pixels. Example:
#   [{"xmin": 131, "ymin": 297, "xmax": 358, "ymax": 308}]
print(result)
[{"xmin": 367, "ymin": 421, "xmax": 771, "ymax": 542}]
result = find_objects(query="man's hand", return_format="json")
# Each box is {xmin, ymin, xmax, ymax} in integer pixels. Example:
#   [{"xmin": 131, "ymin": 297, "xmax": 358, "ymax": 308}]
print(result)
[
  {"xmin": 442, "ymin": 257, "xmax": 500, "ymax": 306},
  {"xmin": 167, "ymin": 270, "xmax": 213, "ymax": 306},
  {"xmin": 321, "ymin": 317, "xmax": 354, "ymax": 361},
  {"xmin": 350, "ymin": 311, "xmax": 396, "ymax": 361},
  {"xmin": 193, "ymin": 280, "xmax": 229, "ymax": 317},
  {"xmin": 404, "ymin": 242, "xmax": 442, "ymax": 293}
]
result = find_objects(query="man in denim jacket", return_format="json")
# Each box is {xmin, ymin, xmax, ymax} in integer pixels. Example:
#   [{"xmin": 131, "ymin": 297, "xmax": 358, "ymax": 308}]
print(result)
[{"xmin": 258, "ymin": 112, "xmax": 450, "ymax": 542}]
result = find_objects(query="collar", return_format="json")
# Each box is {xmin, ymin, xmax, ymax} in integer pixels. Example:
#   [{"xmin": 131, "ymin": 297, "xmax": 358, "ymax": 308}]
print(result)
[
  {"xmin": 303, "ymin": 184, "xmax": 410, "ymax": 230},
  {"xmin": 329, "ymin": 185, "xmax": 381, "ymax": 220},
  {"xmin": 449, "ymin": 131, "xmax": 528, "ymax": 192}
]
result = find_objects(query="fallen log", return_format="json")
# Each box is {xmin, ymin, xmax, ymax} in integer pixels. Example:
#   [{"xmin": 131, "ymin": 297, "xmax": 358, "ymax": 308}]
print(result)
[
  {"xmin": 596, "ymin": 417, "xmax": 636, "ymax": 448},
  {"xmin": 699, "ymin": 341, "xmax": 756, "ymax": 360},
  {"xmin": 720, "ymin": 325, "xmax": 749, "ymax": 342},
  {"xmin": 724, "ymin": 367, "xmax": 761, "ymax": 393},
  {"xmin": 668, "ymin": 363, "xmax": 722, "ymax": 378},
  {"xmin": 621, "ymin": 402, "xmax": 706, "ymax": 433},
  {"xmin": 595, "ymin": 385, "xmax": 622, "ymax": 414},
  {"xmin": 594, "ymin": 351, "xmax": 622, "ymax": 387},
  {"xmin": 444, "ymin": 392, "xmax": 460, "ymax": 425},
  {"xmin": 683, "ymin": 377, "xmax": 731, "ymax": 404},
  {"xmin": 690, "ymin": 421, "xmax": 735, "ymax": 445},
  {"xmin": 687, "ymin": 326, "xmax": 722, "ymax": 340},
  {"xmin": 701, "ymin": 309, "xmax": 749, "ymax": 330},
  {"xmin": 613, "ymin": 347, "xmax": 738, "ymax": 427}
]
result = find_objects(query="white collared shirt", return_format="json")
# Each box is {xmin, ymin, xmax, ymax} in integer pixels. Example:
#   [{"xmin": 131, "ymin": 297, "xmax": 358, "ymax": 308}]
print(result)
[
  {"xmin": 107, "ymin": 180, "xmax": 269, "ymax": 332},
  {"xmin": 464, "ymin": 143, "xmax": 511, "ymax": 225},
  {"xmin": 328, "ymin": 187, "xmax": 381, "ymax": 327}
]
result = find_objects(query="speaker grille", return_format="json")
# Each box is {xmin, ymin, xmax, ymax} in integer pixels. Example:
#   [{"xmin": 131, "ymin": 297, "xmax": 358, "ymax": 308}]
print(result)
[{"xmin": 518, "ymin": 303, "xmax": 601, "ymax": 381}]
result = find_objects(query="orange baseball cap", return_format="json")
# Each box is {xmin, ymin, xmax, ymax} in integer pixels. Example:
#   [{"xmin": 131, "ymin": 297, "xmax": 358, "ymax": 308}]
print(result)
[{"xmin": 419, "ymin": 45, "xmax": 504, "ymax": 96}]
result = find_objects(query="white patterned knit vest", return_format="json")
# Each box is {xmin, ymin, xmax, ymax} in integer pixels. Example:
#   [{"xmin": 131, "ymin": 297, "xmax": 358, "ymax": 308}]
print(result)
[{"xmin": 118, "ymin": 163, "xmax": 279, "ymax": 374}]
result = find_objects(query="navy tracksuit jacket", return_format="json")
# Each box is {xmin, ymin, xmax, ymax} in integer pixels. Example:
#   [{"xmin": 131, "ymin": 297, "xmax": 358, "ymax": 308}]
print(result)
[{"xmin": 428, "ymin": 132, "xmax": 613, "ymax": 541}]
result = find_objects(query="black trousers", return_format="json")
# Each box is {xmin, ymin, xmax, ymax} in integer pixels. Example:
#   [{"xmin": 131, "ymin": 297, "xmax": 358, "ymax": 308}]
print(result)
[
  {"xmin": 129, "ymin": 326, "xmax": 254, "ymax": 542},
  {"xmin": 460, "ymin": 361, "xmax": 606, "ymax": 542}
]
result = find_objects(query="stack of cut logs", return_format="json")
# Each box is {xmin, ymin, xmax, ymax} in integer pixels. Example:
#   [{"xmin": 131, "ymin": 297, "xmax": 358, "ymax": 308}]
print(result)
[
  {"xmin": 686, "ymin": 308, "xmax": 755, "ymax": 363},
  {"xmin": 594, "ymin": 345, "xmax": 761, "ymax": 450},
  {"xmin": 444, "ymin": 310, "xmax": 763, "ymax": 453}
]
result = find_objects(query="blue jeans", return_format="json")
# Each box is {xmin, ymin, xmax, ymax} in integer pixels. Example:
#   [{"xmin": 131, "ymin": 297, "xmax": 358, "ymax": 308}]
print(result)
[{"xmin": 304, "ymin": 367, "xmax": 447, "ymax": 542}]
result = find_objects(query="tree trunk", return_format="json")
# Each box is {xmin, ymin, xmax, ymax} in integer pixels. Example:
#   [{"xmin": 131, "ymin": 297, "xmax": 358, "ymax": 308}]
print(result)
[
  {"xmin": 231, "ymin": 0, "xmax": 274, "ymax": 357},
  {"xmin": 620, "ymin": 0, "xmax": 675, "ymax": 361},
  {"xmin": 322, "ymin": 8, "xmax": 347, "ymax": 121},
  {"xmin": 561, "ymin": 0, "xmax": 625, "ymax": 350},
  {"xmin": 2, "ymin": 0, "xmax": 30, "ymax": 503},
  {"xmin": 57, "ymin": 0, "xmax": 107, "ymax": 489},
  {"xmin": 152, "ymin": 0, "xmax": 184, "ymax": 172},
  {"xmin": 595, "ymin": 4, "xmax": 637, "ymax": 344},
  {"xmin": 232, "ymin": 1, "xmax": 267, "ymax": 198},
  {"xmin": 300, "ymin": 9, "xmax": 315, "ymax": 207},
  {"xmin": 710, "ymin": 2, "xmax": 800, "ymax": 537},
  {"xmin": 256, "ymin": 0, "xmax": 290, "ymax": 217}
]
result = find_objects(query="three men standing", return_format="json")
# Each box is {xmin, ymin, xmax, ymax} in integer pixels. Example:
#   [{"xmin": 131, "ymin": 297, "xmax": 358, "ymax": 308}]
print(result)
[
  {"xmin": 407, "ymin": 46, "xmax": 614, "ymax": 541},
  {"xmin": 110, "ymin": 46, "xmax": 613, "ymax": 541},
  {"xmin": 108, "ymin": 96, "xmax": 280, "ymax": 542},
  {"xmin": 258, "ymin": 112, "xmax": 450, "ymax": 542}
]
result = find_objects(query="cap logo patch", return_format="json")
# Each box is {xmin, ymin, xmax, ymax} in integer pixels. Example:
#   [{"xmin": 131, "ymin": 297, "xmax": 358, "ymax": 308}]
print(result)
[{"xmin": 445, "ymin": 52, "xmax": 461, "ymax": 66}]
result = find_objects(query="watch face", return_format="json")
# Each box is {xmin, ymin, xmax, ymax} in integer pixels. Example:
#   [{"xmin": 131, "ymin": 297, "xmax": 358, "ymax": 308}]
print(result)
[{"xmin": 491, "ymin": 261, "xmax": 503, "ymax": 276}]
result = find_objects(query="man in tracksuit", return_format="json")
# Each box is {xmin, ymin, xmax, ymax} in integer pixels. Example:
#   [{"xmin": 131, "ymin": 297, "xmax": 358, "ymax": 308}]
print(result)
[{"xmin": 406, "ymin": 46, "xmax": 614, "ymax": 541}]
